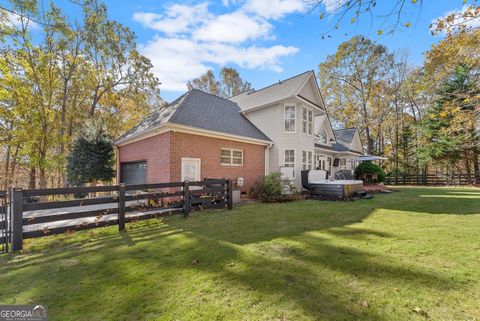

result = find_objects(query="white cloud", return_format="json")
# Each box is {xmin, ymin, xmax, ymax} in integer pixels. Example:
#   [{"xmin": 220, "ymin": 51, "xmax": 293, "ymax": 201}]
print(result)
[
  {"xmin": 193, "ymin": 11, "xmax": 272, "ymax": 43},
  {"xmin": 133, "ymin": 3, "xmax": 210, "ymax": 35},
  {"xmin": 0, "ymin": 9, "xmax": 38, "ymax": 29},
  {"xmin": 133, "ymin": 1, "xmax": 300, "ymax": 92},
  {"xmin": 139, "ymin": 36, "xmax": 298, "ymax": 91},
  {"xmin": 322, "ymin": 0, "xmax": 346, "ymax": 13},
  {"xmin": 431, "ymin": 5, "xmax": 480, "ymax": 34},
  {"xmin": 243, "ymin": 0, "xmax": 307, "ymax": 19}
]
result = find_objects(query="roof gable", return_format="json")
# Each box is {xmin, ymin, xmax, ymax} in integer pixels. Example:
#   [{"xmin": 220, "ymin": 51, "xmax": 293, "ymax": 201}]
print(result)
[
  {"xmin": 116, "ymin": 89, "xmax": 272, "ymax": 145},
  {"xmin": 297, "ymin": 73, "xmax": 324, "ymax": 108},
  {"xmin": 315, "ymin": 114, "xmax": 335, "ymax": 143},
  {"xmin": 230, "ymin": 71, "xmax": 313, "ymax": 112},
  {"xmin": 333, "ymin": 128, "xmax": 364, "ymax": 154}
]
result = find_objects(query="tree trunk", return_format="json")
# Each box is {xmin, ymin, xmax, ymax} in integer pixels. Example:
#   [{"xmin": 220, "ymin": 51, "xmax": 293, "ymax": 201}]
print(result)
[
  {"xmin": 39, "ymin": 166, "xmax": 47, "ymax": 189},
  {"xmin": 465, "ymin": 152, "xmax": 472, "ymax": 185},
  {"xmin": 29, "ymin": 167, "xmax": 36, "ymax": 189},
  {"xmin": 473, "ymin": 148, "xmax": 479, "ymax": 185},
  {"xmin": 4, "ymin": 145, "xmax": 11, "ymax": 189}
]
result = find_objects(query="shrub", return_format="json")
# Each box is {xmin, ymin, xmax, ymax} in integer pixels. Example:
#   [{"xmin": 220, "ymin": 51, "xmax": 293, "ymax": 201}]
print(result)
[
  {"xmin": 250, "ymin": 172, "xmax": 300, "ymax": 203},
  {"xmin": 355, "ymin": 161, "xmax": 386, "ymax": 183}
]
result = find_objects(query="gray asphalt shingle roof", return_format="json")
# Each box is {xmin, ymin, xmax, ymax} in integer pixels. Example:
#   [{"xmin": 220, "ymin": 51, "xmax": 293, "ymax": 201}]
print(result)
[
  {"xmin": 334, "ymin": 128, "xmax": 357, "ymax": 146},
  {"xmin": 116, "ymin": 89, "xmax": 271, "ymax": 144},
  {"xmin": 229, "ymin": 71, "xmax": 313, "ymax": 111},
  {"xmin": 315, "ymin": 142, "xmax": 350, "ymax": 152}
]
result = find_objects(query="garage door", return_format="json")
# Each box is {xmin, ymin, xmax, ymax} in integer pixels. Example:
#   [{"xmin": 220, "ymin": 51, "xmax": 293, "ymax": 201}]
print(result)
[{"xmin": 120, "ymin": 161, "xmax": 147, "ymax": 185}]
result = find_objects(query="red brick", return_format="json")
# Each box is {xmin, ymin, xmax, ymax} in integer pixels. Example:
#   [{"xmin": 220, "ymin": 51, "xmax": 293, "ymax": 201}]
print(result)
[{"xmin": 117, "ymin": 131, "xmax": 266, "ymax": 192}]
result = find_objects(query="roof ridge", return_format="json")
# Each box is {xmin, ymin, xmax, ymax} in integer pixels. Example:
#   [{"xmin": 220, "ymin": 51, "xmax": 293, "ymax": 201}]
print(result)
[
  {"xmin": 191, "ymin": 88, "xmax": 242, "ymax": 106},
  {"xmin": 334, "ymin": 128, "xmax": 357, "ymax": 131},
  {"xmin": 240, "ymin": 70, "xmax": 313, "ymax": 97}
]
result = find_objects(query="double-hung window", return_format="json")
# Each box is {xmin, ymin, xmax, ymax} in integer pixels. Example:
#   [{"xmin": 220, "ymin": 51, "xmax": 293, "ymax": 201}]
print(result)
[
  {"xmin": 339, "ymin": 158, "xmax": 346, "ymax": 168},
  {"xmin": 284, "ymin": 105, "xmax": 296, "ymax": 132},
  {"xmin": 221, "ymin": 148, "xmax": 243, "ymax": 166},
  {"xmin": 302, "ymin": 107, "xmax": 313, "ymax": 135},
  {"xmin": 284, "ymin": 149, "xmax": 295, "ymax": 167},
  {"xmin": 302, "ymin": 150, "xmax": 313, "ymax": 170}
]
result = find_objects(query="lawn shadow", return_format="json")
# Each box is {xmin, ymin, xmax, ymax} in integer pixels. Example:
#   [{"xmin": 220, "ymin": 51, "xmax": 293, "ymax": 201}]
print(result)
[{"xmin": 0, "ymin": 187, "xmax": 476, "ymax": 320}]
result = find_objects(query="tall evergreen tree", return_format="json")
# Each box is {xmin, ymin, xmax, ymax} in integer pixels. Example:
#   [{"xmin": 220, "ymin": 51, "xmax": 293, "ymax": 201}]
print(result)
[
  {"xmin": 66, "ymin": 122, "xmax": 115, "ymax": 186},
  {"xmin": 419, "ymin": 65, "xmax": 479, "ymax": 177}
]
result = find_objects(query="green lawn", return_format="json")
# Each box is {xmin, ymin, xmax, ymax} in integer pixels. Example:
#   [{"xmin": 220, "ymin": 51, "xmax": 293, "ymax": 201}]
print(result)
[{"xmin": 1, "ymin": 187, "xmax": 480, "ymax": 321}]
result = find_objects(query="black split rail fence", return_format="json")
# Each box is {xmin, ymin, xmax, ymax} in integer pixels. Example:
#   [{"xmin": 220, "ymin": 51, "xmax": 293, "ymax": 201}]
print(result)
[
  {"xmin": 2, "ymin": 178, "xmax": 233, "ymax": 252},
  {"xmin": 385, "ymin": 174, "xmax": 477, "ymax": 186}
]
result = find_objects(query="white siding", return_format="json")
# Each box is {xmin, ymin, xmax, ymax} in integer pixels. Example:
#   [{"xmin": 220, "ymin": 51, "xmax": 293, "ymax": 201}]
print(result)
[{"xmin": 244, "ymin": 96, "xmax": 322, "ymax": 188}]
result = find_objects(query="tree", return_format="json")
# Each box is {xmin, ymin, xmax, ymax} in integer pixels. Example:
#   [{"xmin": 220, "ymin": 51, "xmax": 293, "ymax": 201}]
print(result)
[
  {"xmin": 66, "ymin": 122, "xmax": 115, "ymax": 187},
  {"xmin": 423, "ymin": 30, "xmax": 480, "ymax": 182},
  {"xmin": 318, "ymin": 36, "xmax": 395, "ymax": 154},
  {"xmin": 309, "ymin": 1, "xmax": 479, "ymax": 36},
  {"xmin": 187, "ymin": 70, "xmax": 220, "ymax": 96},
  {"xmin": 0, "ymin": 0, "xmax": 161, "ymax": 189},
  {"xmin": 419, "ymin": 65, "xmax": 479, "ymax": 182},
  {"xmin": 187, "ymin": 67, "xmax": 251, "ymax": 98},
  {"xmin": 219, "ymin": 67, "xmax": 251, "ymax": 97},
  {"xmin": 81, "ymin": 0, "xmax": 159, "ymax": 117}
]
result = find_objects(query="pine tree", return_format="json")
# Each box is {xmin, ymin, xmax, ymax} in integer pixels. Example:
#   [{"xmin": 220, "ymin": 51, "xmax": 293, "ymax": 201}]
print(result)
[
  {"xmin": 419, "ymin": 65, "xmax": 479, "ymax": 168},
  {"xmin": 66, "ymin": 123, "xmax": 115, "ymax": 187}
]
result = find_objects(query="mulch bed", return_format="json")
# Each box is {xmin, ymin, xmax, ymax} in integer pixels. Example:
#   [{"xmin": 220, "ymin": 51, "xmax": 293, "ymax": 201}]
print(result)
[{"xmin": 363, "ymin": 184, "xmax": 393, "ymax": 193}]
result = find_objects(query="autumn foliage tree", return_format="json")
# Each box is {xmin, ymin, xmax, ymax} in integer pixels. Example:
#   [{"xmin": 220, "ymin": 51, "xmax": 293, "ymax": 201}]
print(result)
[{"xmin": 0, "ymin": 0, "xmax": 160, "ymax": 189}]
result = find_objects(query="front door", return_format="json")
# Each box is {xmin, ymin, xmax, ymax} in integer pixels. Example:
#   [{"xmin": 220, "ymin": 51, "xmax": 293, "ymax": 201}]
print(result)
[{"xmin": 181, "ymin": 158, "xmax": 201, "ymax": 182}]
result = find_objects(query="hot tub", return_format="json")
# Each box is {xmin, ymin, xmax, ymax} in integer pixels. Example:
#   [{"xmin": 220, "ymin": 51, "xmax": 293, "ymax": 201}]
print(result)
[
  {"xmin": 301, "ymin": 170, "xmax": 365, "ymax": 198},
  {"xmin": 308, "ymin": 180, "xmax": 364, "ymax": 198}
]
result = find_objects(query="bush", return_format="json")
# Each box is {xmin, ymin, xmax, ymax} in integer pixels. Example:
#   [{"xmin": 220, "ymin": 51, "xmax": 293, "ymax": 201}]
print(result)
[
  {"xmin": 250, "ymin": 172, "xmax": 300, "ymax": 203},
  {"xmin": 355, "ymin": 161, "xmax": 386, "ymax": 183}
]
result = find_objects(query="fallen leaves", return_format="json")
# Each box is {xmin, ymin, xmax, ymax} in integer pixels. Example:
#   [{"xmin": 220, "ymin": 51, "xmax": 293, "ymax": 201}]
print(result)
[{"xmin": 412, "ymin": 306, "xmax": 429, "ymax": 318}]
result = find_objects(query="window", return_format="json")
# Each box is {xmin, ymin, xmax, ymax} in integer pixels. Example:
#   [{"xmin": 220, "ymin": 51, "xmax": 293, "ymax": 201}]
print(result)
[
  {"xmin": 284, "ymin": 105, "xmax": 296, "ymax": 132},
  {"xmin": 339, "ymin": 158, "xmax": 347, "ymax": 168},
  {"xmin": 319, "ymin": 130, "xmax": 327, "ymax": 144},
  {"xmin": 302, "ymin": 150, "xmax": 313, "ymax": 170},
  {"xmin": 302, "ymin": 107, "xmax": 313, "ymax": 135},
  {"xmin": 284, "ymin": 149, "xmax": 295, "ymax": 167},
  {"xmin": 221, "ymin": 148, "xmax": 243, "ymax": 166}
]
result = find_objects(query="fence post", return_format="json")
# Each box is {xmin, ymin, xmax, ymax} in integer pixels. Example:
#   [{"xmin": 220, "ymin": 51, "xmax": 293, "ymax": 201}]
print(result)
[
  {"xmin": 227, "ymin": 179, "xmax": 233, "ymax": 210},
  {"xmin": 10, "ymin": 188, "xmax": 23, "ymax": 251},
  {"xmin": 183, "ymin": 180, "xmax": 190, "ymax": 217},
  {"xmin": 118, "ymin": 184, "xmax": 126, "ymax": 231}
]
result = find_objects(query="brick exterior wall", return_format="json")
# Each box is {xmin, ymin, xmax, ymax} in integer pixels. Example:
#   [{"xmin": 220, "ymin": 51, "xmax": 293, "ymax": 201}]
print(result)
[
  {"xmin": 117, "ymin": 132, "xmax": 171, "ymax": 183},
  {"xmin": 117, "ymin": 131, "xmax": 266, "ymax": 193},
  {"xmin": 170, "ymin": 132, "xmax": 266, "ymax": 192}
]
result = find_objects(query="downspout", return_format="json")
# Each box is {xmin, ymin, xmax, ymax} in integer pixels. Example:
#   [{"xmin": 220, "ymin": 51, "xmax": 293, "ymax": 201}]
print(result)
[
  {"xmin": 265, "ymin": 142, "xmax": 273, "ymax": 175},
  {"xmin": 115, "ymin": 146, "xmax": 120, "ymax": 184}
]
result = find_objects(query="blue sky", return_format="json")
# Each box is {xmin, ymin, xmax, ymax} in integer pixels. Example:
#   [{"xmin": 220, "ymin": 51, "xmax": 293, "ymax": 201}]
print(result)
[{"xmin": 55, "ymin": 0, "xmax": 475, "ymax": 101}]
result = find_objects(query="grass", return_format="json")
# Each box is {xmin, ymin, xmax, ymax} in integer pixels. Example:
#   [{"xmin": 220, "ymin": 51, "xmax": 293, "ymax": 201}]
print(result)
[{"xmin": 1, "ymin": 186, "xmax": 480, "ymax": 321}]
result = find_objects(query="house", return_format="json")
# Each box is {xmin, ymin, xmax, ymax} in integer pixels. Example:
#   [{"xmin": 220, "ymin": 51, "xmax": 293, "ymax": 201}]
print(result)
[
  {"xmin": 115, "ymin": 89, "xmax": 272, "ymax": 192},
  {"xmin": 314, "ymin": 115, "xmax": 364, "ymax": 176},
  {"xmin": 115, "ymin": 70, "xmax": 364, "ymax": 191},
  {"xmin": 230, "ymin": 70, "xmax": 364, "ymax": 186}
]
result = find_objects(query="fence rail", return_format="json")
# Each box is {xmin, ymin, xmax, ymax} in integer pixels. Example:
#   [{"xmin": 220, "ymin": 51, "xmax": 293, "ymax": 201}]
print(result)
[
  {"xmin": 385, "ymin": 174, "xmax": 478, "ymax": 186},
  {"xmin": 4, "ymin": 178, "xmax": 233, "ymax": 252}
]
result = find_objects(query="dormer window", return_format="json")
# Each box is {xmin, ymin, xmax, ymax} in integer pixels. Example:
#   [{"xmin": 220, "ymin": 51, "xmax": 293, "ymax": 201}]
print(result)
[{"xmin": 319, "ymin": 130, "xmax": 327, "ymax": 144}]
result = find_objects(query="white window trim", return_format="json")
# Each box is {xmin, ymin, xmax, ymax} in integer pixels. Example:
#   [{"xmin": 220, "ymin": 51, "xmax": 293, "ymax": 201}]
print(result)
[
  {"xmin": 283, "ymin": 148, "xmax": 296, "ymax": 167},
  {"xmin": 284, "ymin": 104, "xmax": 296, "ymax": 133},
  {"xmin": 302, "ymin": 150, "xmax": 313, "ymax": 170},
  {"xmin": 220, "ymin": 148, "xmax": 244, "ymax": 166},
  {"xmin": 338, "ymin": 157, "xmax": 347, "ymax": 169},
  {"xmin": 181, "ymin": 157, "xmax": 201, "ymax": 182},
  {"xmin": 302, "ymin": 106, "xmax": 313, "ymax": 136}
]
